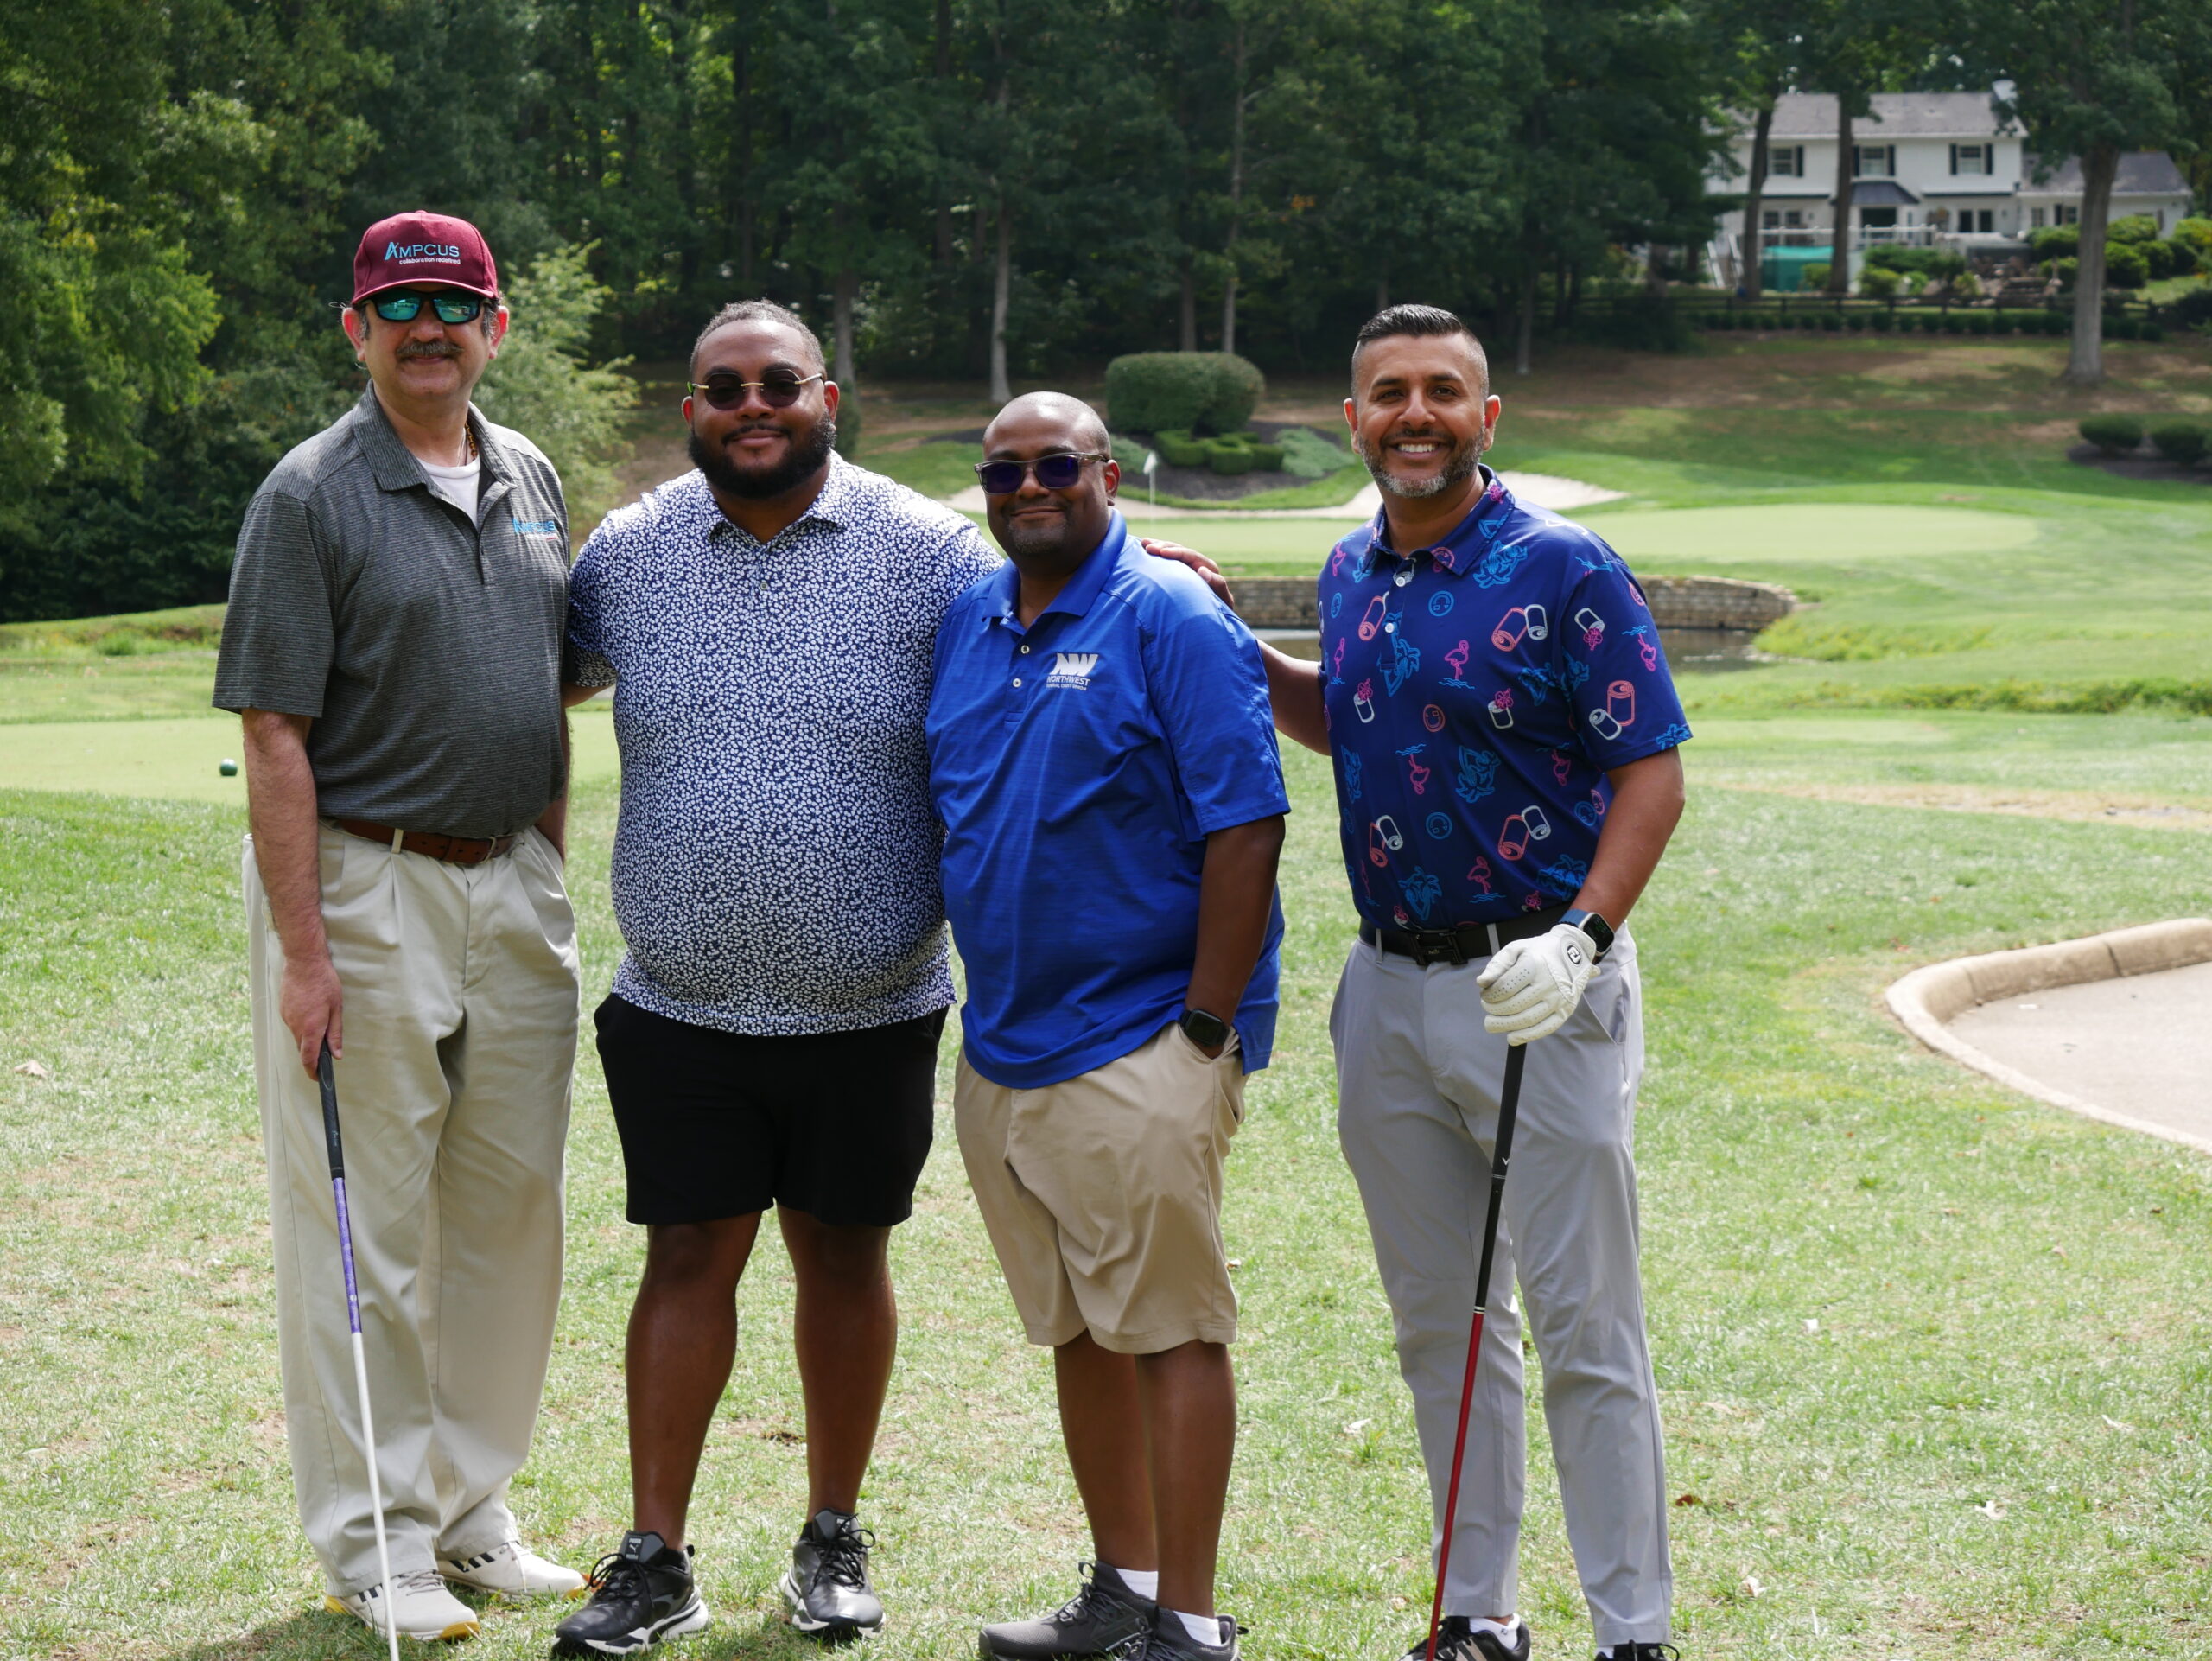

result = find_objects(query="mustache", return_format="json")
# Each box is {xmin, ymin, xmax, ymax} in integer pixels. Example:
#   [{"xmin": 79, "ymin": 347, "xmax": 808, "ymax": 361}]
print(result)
[{"xmin": 396, "ymin": 340, "xmax": 461, "ymax": 360}]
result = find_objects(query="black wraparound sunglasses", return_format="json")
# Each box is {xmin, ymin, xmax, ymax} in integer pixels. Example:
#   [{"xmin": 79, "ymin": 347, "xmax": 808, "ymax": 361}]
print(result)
[
  {"xmin": 688, "ymin": 371, "xmax": 826, "ymax": 410},
  {"xmin": 974, "ymin": 452, "xmax": 1110, "ymax": 494},
  {"xmin": 370, "ymin": 290, "xmax": 488, "ymax": 324}
]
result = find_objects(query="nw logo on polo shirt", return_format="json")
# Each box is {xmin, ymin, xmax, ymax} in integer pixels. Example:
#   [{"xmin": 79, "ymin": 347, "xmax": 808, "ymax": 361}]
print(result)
[{"xmin": 1047, "ymin": 652, "xmax": 1100, "ymax": 690}]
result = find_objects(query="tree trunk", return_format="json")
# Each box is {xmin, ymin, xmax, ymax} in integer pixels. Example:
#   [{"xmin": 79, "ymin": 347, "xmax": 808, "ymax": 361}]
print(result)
[
  {"xmin": 1375, "ymin": 269, "xmax": 1389, "ymax": 313},
  {"xmin": 990, "ymin": 197, "xmax": 1012, "ymax": 404},
  {"xmin": 1828, "ymin": 98, "xmax": 1854, "ymax": 295},
  {"xmin": 833, "ymin": 264, "xmax": 858, "ymax": 387},
  {"xmin": 1220, "ymin": 22, "xmax": 1247, "ymax": 358},
  {"xmin": 2065, "ymin": 141, "xmax": 2120, "ymax": 385},
  {"xmin": 1743, "ymin": 99, "xmax": 1773, "ymax": 298},
  {"xmin": 1515, "ymin": 260, "xmax": 1535, "ymax": 376},
  {"xmin": 1179, "ymin": 258, "xmax": 1198, "ymax": 350},
  {"xmin": 933, "ymin": 0, "xmax": 954, "ymax": 267},
  {"xmin": 1551, "ymin": 249, "xmax": 1569, "ymax": 329},
  {"xmin": 733, "ymin": 39, "xmax": 754, "ymax": 288}
]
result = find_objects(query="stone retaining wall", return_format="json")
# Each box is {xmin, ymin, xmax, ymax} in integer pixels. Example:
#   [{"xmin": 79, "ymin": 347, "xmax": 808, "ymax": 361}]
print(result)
[{"xmin": 1230, "ymin": 573, "xmax": 1798, "ymax": 632}]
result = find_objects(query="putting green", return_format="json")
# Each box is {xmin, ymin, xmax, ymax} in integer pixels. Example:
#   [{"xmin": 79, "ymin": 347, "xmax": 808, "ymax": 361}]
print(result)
[
  {"xmin": 0, "ymin": 706, "xmax": 619, "ymax": 804},
  {"xmin": 1589, "ymin": 503, "xmax": 2038, "ymax": 568}
]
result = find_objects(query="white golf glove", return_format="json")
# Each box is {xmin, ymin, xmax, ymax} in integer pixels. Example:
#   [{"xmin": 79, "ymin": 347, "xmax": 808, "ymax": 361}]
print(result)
[{"xmin": 1478, "ymin": 922, "xmax": 1598, "ymax": 1044}]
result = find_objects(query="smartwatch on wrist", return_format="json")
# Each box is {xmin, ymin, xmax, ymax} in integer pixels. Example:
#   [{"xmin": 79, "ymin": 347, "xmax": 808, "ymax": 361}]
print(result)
[
  {"xmin": 1559, "ymin": 907, "xmax": 1615, "ymax": 960},
  {"xmin": 1179, "ymin": 1007, "xmax": 1233, "ymax": 1052}
]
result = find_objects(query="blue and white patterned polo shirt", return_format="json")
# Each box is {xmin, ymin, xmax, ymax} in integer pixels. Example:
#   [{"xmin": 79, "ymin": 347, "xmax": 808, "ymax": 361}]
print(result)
[
  {"xmin": 565, "ymin": 455, "xmax": 1002, "ymax": 1034},
  {"xmin": 1317, "ymin": 468, "xmax": 1691, "ymax": 931}
]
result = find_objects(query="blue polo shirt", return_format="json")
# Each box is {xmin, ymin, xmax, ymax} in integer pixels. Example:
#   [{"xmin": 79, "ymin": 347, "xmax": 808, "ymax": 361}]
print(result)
[
  {"xmin": 1316, "ymin": 470, "xmax": 1690, "ymax": 931},
  {"xmin": 927, "ymin": 512, "xmax": 1290, "ymax": 1089}
]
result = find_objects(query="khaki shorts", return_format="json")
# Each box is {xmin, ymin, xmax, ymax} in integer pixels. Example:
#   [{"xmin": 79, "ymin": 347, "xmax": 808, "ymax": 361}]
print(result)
[{"xmin": 954, "ymin": 1023, "xmax": 1246, "ymax": 1354}]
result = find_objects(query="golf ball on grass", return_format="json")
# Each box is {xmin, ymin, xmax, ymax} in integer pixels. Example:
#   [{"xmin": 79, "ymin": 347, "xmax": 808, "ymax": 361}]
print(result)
[{"xmin": 219, "ymin": 759, "xmax": 238, "ymax": 777}]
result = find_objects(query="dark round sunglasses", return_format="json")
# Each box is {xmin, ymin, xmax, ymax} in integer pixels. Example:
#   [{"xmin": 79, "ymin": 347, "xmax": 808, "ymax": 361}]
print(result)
[
  {"xmin": 688, "ymin": 371, "xmax": 826, "ymax": 410},
  {"xmin": 974, "ymin": 452, "xmax": 1110, "ymax": 494},
  {"xmin": 369, "ymin": 290, "xmax": 487, "ymax": 325}
]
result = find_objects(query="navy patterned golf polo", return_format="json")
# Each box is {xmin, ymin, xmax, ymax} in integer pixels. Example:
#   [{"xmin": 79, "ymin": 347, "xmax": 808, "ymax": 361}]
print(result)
[
  {"xmin": 565, "ymin": 455, "xmax": 1002, "ymax": 1034},
  {"xmin": 1315, "ymin": 468, "xmax": 1692, "ymax": 932}
]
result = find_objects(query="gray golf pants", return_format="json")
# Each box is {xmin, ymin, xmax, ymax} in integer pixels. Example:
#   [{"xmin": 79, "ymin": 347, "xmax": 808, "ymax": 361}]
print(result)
[
  {"xmin": 1331, "ymin": 931, "xmax": 1671, "ymax": 1650},
  {"xmin": 245, "ymin": 825, "xmax": 578, "ymax": 1596}
]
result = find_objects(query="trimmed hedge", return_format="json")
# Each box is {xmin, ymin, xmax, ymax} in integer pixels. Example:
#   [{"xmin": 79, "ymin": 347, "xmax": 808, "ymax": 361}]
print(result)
[
  {"xmin": 2149, "ymin": 423, "xmax": 2208, "ymax": 465},
  {"xmin": 2079, "ymin": 415, "xmax": 2145, "ymax": 454},
  {"xmin": 1153, "ymin": 428, "xmax": 1210, "ymax": 468},
  {"xmin": 1105, "ymin": 352, "xmax": 1265, "ymax": 436},
  {"xmin": 1208, "ymin": 444, "xmax": 1256, "ymax": 476}
]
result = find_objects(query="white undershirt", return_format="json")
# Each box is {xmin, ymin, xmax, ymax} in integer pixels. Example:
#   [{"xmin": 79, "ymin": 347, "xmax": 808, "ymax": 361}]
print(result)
[{"xmin": 421, "ymin": 455, "xmax": 482, "ymax": 522}]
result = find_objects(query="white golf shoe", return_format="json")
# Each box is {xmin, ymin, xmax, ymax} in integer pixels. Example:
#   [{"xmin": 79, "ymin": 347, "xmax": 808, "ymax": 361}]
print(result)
[
  {"xmin": 326, "ymin": 1567, "xmax": 482, "ymax": 1640},
  {"xmin": 441, "ymin": 1538, "xmax": 588, "ymax": 1598}
]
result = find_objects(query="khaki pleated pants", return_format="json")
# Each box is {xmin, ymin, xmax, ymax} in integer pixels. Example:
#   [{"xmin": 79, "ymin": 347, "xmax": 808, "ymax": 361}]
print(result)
[
  {"xmin": 245, "ymin": 824, "xmax": 578, "ymax": 1597},
  {"xmin": 1331, "ymin": 932, "xmax": 1672, "ymax": 1651}
]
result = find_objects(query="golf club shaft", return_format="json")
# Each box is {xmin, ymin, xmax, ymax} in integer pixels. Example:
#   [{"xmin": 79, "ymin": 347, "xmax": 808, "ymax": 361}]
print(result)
[
  {"xmin": 320, "ymin": 1044, "xmax": 403, "ymax": 1661},
  {"xmin": 1424, "ymin": 1040, "xmax": 1527, "ymax": 1661}
]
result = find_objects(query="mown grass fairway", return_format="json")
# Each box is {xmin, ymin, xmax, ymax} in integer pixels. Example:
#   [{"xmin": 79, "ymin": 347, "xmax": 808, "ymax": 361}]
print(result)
[{"xmin": 4, "ymin": 338, "xmax": 2212, "ymax": 1658}]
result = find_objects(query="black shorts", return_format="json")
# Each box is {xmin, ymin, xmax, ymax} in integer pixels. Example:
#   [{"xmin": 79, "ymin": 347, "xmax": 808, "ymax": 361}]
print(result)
[{"xmin": 594, "ymin": 994, "xmax": 945, "ymax": 1228}]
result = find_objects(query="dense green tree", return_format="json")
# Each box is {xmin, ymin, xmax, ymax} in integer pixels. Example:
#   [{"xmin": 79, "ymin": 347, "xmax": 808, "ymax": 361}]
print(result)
[{"xmin": 1969, "ymin": 0, "xmax": 2212, "ymax": 383}]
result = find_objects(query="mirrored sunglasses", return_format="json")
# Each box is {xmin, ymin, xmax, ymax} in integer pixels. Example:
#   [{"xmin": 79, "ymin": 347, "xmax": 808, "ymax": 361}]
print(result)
[
  {"xmin": 370, "ymin": 290, "xmax": 486, "ymax": 325},
  {"xmin": 688, "ymin": 371, "xmax": 826, "ymax": 410},
  {"xmin": 974, "ymin": 452, "xmax": 1109, "ymax": 494}
]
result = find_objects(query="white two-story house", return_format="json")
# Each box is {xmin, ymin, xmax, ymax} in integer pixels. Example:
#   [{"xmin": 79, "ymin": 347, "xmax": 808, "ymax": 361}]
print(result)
[{"xmin": 1706, "ymin": 91, "xmax": 2194, "ymax": 290}]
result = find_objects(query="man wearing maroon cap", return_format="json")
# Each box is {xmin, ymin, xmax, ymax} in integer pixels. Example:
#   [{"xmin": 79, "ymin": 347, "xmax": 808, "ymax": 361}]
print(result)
[{"xmin": 216, "ymin": 210, "xmax": 587, "ymax": 1642}]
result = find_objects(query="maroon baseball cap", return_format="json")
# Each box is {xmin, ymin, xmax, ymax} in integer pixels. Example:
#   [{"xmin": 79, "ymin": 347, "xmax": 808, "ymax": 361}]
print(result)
[{"xmin": 352, "ymin": 211, "xmax": 499, "ymax": 303}]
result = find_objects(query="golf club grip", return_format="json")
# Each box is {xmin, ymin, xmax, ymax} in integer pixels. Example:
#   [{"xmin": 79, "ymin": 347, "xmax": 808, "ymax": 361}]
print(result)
[
  {"xmin": 316, "ymin": 1041, "xmax": 346, "ymax": 1181},
  {"xmin": 1469, "ymin": 1042, "xmax": 1525, "ymax": 1313}
]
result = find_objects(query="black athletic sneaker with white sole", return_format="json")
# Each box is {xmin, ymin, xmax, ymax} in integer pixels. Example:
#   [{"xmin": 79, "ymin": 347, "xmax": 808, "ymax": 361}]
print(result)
[
  {"xmin": 780, "ymin": 1509, "xmax": 884, "ymax": 1641},
  {"xmin": 1398, "ymin": 1616, "xmax": 1532, "ymax": 1661},
  {"xmin": 1596, "ymin": 1645, "xmax": 1679, "ymax": 1661},
  {"xmin": 550, "ymin": 1531, "xmax": 709, "ymax": 1657},
  {"xmin": 979, "ymin": 1561, "xmax": 1156, "ymax": 1659},
  {"xmin": 1134, "ymin": 1606, "xmax": 1242, "ymax": 1661}
]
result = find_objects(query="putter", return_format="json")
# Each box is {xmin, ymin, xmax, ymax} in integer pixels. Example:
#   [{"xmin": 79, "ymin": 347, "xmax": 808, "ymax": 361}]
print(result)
[
  {"xmin": 1423, "ymin": 1040, "xmax": 1527, "ymax": 1661},
  {"xmin": 318, "ymin": 1041, "xmax": 404, "ymax": 1661}
]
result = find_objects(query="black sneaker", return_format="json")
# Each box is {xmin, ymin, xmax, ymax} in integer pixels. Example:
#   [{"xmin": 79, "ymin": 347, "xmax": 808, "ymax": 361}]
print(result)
[
  {"xmin": 1135, "ymin": 1606, "xmax": 1241, "ymax": 1661},
  {"xmin": 979, "ymin": 1562, "xmax": 1156, "ymax": 1659},
  {"xmin": 1597, "ymin": 1647, "xmax": 1678, "ymax": 1661},
  {"xmin": 550, "ymin": 1531, "xmax": 709, "ymax": 1657},
  {"xmin": 1400, "ymin": 1617, "xmax": 1532, "ymax": 1661},
  {"xmin": 780, "ymin": 1508, "xmax": 884, "ymax": 1641}
]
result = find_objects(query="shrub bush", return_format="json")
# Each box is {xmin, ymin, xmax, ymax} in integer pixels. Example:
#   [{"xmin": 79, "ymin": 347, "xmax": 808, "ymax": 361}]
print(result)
[
  {"xmin": 1801, "ymin": 263, "xmax": 1831, "ymax": 290},
  {"xmin": 2167, "ymin": 286, "xmax": 2212, "ymax": 330},
  {"xmin": 2031, "ymin": 225, "xmax": 2080, "ymax": 261},
  {"xmin": 2105, "ymin": 244, "xmax": 2150, "ymax": 290},
  {"xmin": 1104, "ymin": 352, "xmax": 1265, "ymax": 436},
  {"xmin": 1859, "ymin": 266, "xmax": 1901, "ymax": 299},
  {"xmin": 2107, "ymin": 214, "xmax": 2159, "ymax": 245},
  {"xmin": 1942, "ymin": 314, "xmax": 1966, "ymax": 334},
  {"xmin": 1967, "ymin": 314, "xmax": 1993, "ymax": 335},
  {"xmin": 1153, "ymin": 428, "xmax": 1210, "ymax": 468},
  {"xmin": 1247, "ymin": 442, "xmax": 1287, "ymax": 471},
  {"xmin": 2078, "ymin": 415, "xmax": 2145, "ymax": 453},
  {"xmin": 1869, "ymin": 309, "xmax": 1892, "ymax": 332},
  {"xmin": 1276, "ymin": 426, "xmax": 1347, "ymax": 480},
  {"xmin": 2142, "ymin": 321, "xmax": 2166, "ymax": 343},
  {"xmin": 2175, "ymin": 218, "xmax": 2212, "ymax": 259},
  {"xmin": 2142, "ymin": 239, "xmax": 2180, "ymax": 280},
  {"xmin": 2106, "ymin": 316, "xmax": 2141, "ymax": 341},
  {"xmin": 2149, "ymin": 423, "xmax": 2207, "ymax": 465},
  {"xmin": 1820, "ymin": 310, "xmax": 1841, "ymax": 331},
  {"xmin": 2049, "ymin": 257, "xmax": 2078, "ymax": 288},
  {"xmin": 1207, "ymin": 442, "xmax": 1256, "ymax": 476},
  {"xmin": 1846, "ymin": 312, "xmax": 1866, "ymax": 331}
]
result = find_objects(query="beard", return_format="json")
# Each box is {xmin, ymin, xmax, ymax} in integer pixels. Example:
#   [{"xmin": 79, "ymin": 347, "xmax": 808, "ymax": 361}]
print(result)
[
  {"xmin": 690, "ymin": 411, "xmax": 837, "ymax": 500},
  {"xmin": 1354, "ymin": 427, "xmax": 1482, "ymax": 500},
  {"xmin": 996, "ymin": 504, "xmax": 1077, "ymax": 561}
]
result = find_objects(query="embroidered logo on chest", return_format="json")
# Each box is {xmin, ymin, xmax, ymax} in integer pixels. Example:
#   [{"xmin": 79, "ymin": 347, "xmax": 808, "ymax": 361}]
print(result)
[{"xmin": 1048, "ymin": 652, "xmax": 1100, "ymax": 690}]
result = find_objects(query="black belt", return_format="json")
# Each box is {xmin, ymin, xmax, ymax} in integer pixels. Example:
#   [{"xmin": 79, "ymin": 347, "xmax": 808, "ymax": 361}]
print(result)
[{"xmin": 1359, "ymin": 903, "xmax": 1571, "ymax": 967}]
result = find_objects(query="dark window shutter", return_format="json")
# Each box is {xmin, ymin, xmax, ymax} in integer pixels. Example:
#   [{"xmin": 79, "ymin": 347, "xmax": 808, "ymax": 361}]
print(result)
[{"xmin": 1949, "ymin": 144, "xmax": 1959, "ymax": 175}]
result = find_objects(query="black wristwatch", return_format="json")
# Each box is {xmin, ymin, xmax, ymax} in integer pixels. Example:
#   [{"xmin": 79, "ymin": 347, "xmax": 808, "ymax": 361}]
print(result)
[
  {"xmin": 1179, "ymin": 1007, "xmax": 1233, "ymax": 1052},
  {"xmin": 1560, "ymin": 908, "xmax": 1615, "ymax": 960}
]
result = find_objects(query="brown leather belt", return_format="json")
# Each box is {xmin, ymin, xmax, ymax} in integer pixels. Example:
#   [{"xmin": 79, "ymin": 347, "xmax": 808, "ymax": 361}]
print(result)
[
  {"xmin": 1359, "ymin": 903, "xmax": 1571, "ymax": 967},
  {"xmin": 334, "ymin": 818, "xmax": 519, "ymax": 866}
]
